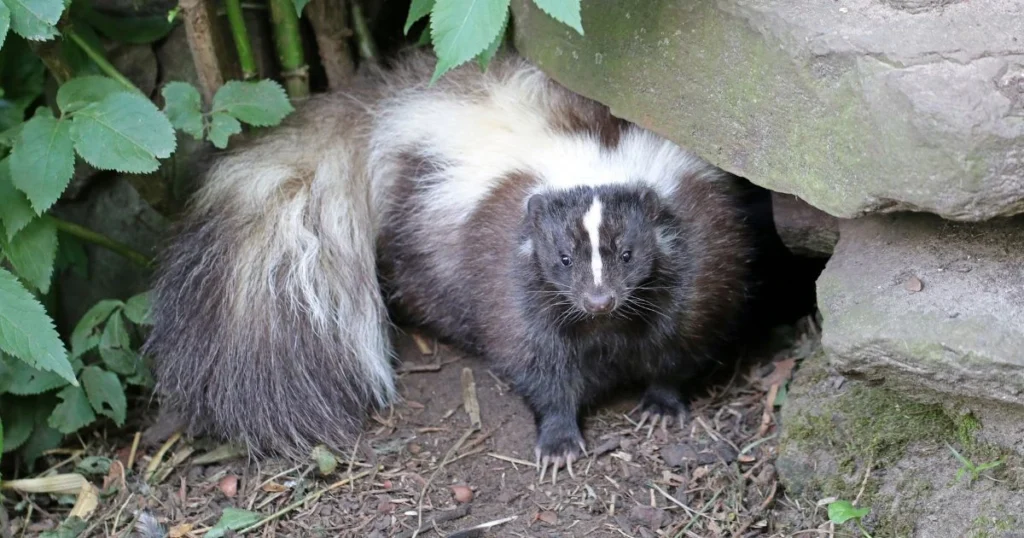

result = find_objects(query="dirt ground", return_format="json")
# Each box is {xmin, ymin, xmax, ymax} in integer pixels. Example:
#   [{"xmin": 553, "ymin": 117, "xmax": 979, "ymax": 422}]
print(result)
[{"xmin": 3, "ymin": 317, "xmax": 835, "ymax": 538}]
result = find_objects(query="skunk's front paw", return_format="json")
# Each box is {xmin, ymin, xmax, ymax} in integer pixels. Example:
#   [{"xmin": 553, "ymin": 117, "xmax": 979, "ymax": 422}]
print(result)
[
  {"xmin": 631, "ymin": 384, "xmax": 690, "ymax": 437},
  {"xmin": 534, "ymin": 424, "xmax": 586, "ymax": 485}
]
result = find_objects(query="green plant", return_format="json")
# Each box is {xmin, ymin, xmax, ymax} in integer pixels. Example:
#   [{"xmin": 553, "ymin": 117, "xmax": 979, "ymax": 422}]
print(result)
[
  {"xmin": 404, "ymin": 0, "xmax": 585, "ymax": 82},
  {"xmin": 0, "ymin": 0, "xmax": 295, "ymax": 468},
  {"xmin": 827, "ymin": 500, "xmax": 873, "ymax": 538},
  {"xmin": 947, "ymin": 442, "xmax": 1003, "ymax": 485}
]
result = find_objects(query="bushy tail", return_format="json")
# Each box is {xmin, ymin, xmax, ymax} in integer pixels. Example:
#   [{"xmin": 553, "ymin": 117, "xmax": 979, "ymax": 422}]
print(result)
[{"xmin": 143, "ymin": 124, "xmax": 396, "ymax": 459}]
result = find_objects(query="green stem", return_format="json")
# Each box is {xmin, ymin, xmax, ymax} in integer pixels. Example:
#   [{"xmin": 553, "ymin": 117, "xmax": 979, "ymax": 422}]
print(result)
[
  {"xmin": 48, "ymin": 217, "xmax": 153, "ymax": 269},
  {"xmin": 224, "ymin": 0, "xmax": 258, "ymax": 79},
  {"xmin": 267, "ymin": 0, "xmax": 309, "ymax": 98},
  {"xmin": 350, "ymin": 1, "xmax": 377, "ymax": 63},
  {"xmin": 65, "ymin": 29, "xmax": 140, "ymax": 92}
]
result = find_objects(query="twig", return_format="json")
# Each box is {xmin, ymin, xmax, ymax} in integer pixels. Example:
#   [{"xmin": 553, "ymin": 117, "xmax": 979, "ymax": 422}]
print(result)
[
  {"xmin": 224, "ymin": 0, "xmax": 258, "ymax": 79},
  {"xmin": 65, "ymin": 28, "xmax": 138, "ymax": 92},
  {"xmin": 29, "ymin": 39, "xmax": 74, "ymax": 84},
  {"xmin": 127, "ymin": 432, "xmax": 142, "ymax": 471},
  {"xmin": 179, "ymin": 0, "xmax": 237, "ymax": 103},
  {"xmin": 306, "ymin": 0, "xmax": 355, "ymax": 88},
  {"xmin": 144, "ymin": 431, "xmax": 181, "ymax": 484},
  {"xmin": 267, "ymin": 0, "xmax": 309, "ymax": 98},
  {"xmin": 853, "ymin": 456, "xmax": 873, "ymax": 506},
  {"xmin": 461, "ymin": 368, "xmax": 481, "ymax": 429},
  {"xmin": 49, "ymin": 216, "xmax": 153, "ymax": 269},
  {"xmin": 393, "ymin": 505, "xmax": 472, "ymax": 538},
  {"xmin": 349, "ymin": 1, "xmax": 377, "ymax": 64},
  {"xmin": 238, "ymin": 469, "xmax": 372, "ymax": 534},
  {"xmin": 412, "ymin": 427, "xmax": 478, "ymax": 538}
]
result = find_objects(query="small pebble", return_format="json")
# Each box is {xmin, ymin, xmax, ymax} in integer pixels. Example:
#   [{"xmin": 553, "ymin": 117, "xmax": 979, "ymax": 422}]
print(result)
[
  {"xmin": 218, "ymin": 475, "xmax": 238, "ymax": 498},
  {"xmin": 451, "ymin": 484, "xmax": 473, "ymax": 503}
]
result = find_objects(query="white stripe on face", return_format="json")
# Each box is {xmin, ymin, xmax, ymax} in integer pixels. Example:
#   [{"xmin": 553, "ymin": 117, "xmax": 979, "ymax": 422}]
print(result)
[{"xmin": 582, "ymin": 196, "xmax": 603, "ymax": 286}]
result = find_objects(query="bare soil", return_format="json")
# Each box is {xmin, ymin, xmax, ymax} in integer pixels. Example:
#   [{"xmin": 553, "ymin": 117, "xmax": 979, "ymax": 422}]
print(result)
[{"xmin": 3, "ymin": 319, "xmax": 833, "ymax": 538}]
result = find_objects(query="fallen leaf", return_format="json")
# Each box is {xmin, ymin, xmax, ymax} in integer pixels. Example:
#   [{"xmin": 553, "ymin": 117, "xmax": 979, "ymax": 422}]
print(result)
[
  {"xmin": 262, "ymin": 481, "xmax": 288, "ymax": 493},
  {"xmin": 69, "ymin": 483, "xmax": 99, "ymax": 521},
  {"xmin": 218, "ymin": 475, "xmax": 238, "ymax": 497},
  {"xmin": 760, "ymin": 357, "xmax": 796, "ymax": 389},
  {"xmin": 904, "ymin": 275, "xmax": 923, "ymax": 292},
  {"xmin": 169, "ymin": 523, "xmax": 194, "ymax": 537}
]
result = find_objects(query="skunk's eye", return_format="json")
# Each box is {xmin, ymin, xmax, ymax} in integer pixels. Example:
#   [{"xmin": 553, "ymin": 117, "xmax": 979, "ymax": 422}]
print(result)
[
  {"xmin": 621, "ymin": 251, "xmax": 632, "ymax": 263},
  {"xmin": 560, "ymin": 255, "xmax": 572, "ymax": 267}
]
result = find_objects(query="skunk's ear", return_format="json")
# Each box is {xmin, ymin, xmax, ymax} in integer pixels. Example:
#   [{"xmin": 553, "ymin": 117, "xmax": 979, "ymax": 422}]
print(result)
[
  {"xmin": 637, "ymin": 186, "xmax": 661, "ymax": 220},
  {"xmin": 526, "ymin": 193, "xmax": 547, "ymax": 226}
]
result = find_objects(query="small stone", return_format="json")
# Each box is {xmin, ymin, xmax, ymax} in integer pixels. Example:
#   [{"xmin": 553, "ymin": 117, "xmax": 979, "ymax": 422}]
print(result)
[
  {"xmin": 218, "ymin": 475, "xmax": 237, "ymax": 498},
  {"xmin": 904, "ymin": 275, "xmax": 924, "ymax": 292},
  {"xmin": 537, "ymin": 510, "xmax": 558, "ymax": 525},
  {"xmin": 451, "ymin": 484, "xmax": 473, "ymax": 503}
]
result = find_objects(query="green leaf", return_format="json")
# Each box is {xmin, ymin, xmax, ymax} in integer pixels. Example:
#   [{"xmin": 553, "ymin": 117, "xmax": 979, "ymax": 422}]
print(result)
[
  {"xmin": 404, "ymin": 0, "xmax": 434, "ymax": 34},
  {"xmin": 291, "ymin": 0, "xmax": 310, "ymax": 16},
  {"xmin": 311, "ymin": 444, "xmax": 338, "ymax": 475},
  {"xmin": 429, "ymin": 0, "xmax": 511, "ymax": 82},
  {"xmin": 207, "ymin": 111, "xmax": 241, "ymax": 149},
  {"xmin": 0, "ymin": 267, "xmax": 75, "ymax": 384},
  {"xmin": 212, "ymin": 80, "xmax": 294, "ymax": 127},
  {"xmin": 2, "ymin": 216, "xmax": 58, "ymax": 293},
  {"xmin": 76, "ymin": 455, "xmax": 111, "ymax": 475},
  {"xmin": 123, "ymin": 291, "xmax": 152, "ymax": 325},
  {"xmin": 99, "ymin": 312, "xmax": 139, "ymax": 375},
  {"xmin": 475, "ymin": 5, "xmax": 507, "ymax": 71},
  {"xmin": 48, "ymin": 385, "xmax": 96, "ymax": 434},
  {"xmin": 161, "ymin": 82, "xmax": 204, "ymax": 140},
  {"xmin": 69, "ymin": 92, "xmax": 176, "ymax": 174},
  {"xmin": 2, "ymin": 353, "xmax": 69, "ymax": 394},
  {"xmin": 0, "ymin": 397, "xmax": 33, "ymax": 453},
  {"xmin": 80, "ymin": 365, "xmax": 126, "ymax": 426},
  {"xmin": 206, "ymin": 508, "xmax": 261, "ymax": 538},
  {"xmin": 56, "ymin": 75, "xmax": 128, "ymax": 115},
  {"xmin": 827, "ymin": 500, "xmax": 870, "ymax": 525},
  {"xmin": 530, "ymin": 0, "xmax": 583, "ymax": 34},
  {"xmin": 0, "ymin": 1, "xmax": 11, "ymax": 51},
  {"xmin": 70, "ymin": 299, "xmax": 122, "ymax": 359},
  {"xmin": 9, "ymin": 112, "xmax": 75, "ymax": 214},
  {"xmin": 0, "ymin": 158, "xmax": 34, "ymax": 240},
  {"xmin": 5, "ymin": 0, "xmax": 62, "ymax": 41}
]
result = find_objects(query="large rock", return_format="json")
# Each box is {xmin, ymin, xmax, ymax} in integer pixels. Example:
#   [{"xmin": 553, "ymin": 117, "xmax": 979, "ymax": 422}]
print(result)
[
  {"xmin": 511, "ymin": 0, "xmax": 1024, "ymax": 221},
  {"xmin": 772, "ymin": 193, "xmax": 839, "ymax": 257},
  {"xmin": 817, "ymin": 213, "xmax": 1024, "ymax": 451}
]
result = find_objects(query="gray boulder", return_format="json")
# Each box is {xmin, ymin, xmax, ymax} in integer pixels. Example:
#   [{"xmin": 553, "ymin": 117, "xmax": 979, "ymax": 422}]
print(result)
[
  {"xmin": 772, "ymin": 193, "xmax": 839, "ymax": 257},
  {"xmin": 818, "ymin": 213, "xmax": 1024, "ymax": 451},
  {"xmin": 511, "ymin": 0, "xmax": 1024, "ymax": 221}
]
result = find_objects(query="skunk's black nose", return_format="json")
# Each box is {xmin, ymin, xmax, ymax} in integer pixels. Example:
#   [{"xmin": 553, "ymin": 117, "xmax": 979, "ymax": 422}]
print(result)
[{"xmin": 583, "ymin": 292, "xmax": 615, "ymax": 314}]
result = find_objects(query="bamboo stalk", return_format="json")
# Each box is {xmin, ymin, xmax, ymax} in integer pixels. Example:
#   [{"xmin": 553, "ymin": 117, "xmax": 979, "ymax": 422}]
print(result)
[
  {"xmin": 267, "ymin": 0, "xmax": 309, "ymax": 98},
  {"xmin": 350, "ymin": 0, "xmax": 377, "ymax": 64},
  {"xmin": 306, "ymin": 0, "xmax": 354, "ymax": 88},
  {"xmin": 49, "ymin": 217, "xmax": 154, "ymax": 269},
  {"xmin": 65, "ymin": 29, "xmax": 139, "ymax": 91},
  {"xmin": 179, "ymin": 0, "xmax": 238, "ymax": 104},
  {"xmin": 224, "ymin": 0, "xmax": 258, "ymax": 79}
]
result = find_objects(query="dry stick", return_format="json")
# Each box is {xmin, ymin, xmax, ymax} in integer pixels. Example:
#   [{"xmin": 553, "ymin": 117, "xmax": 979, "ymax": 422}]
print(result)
[
  {"xmin": 179, "ymin": 0, "xmax": 238, "ymax": 103},
  {"xmin": 267, "ymin": 0, "xmax": 309, "ymax": 98},
  {"xmin": 393, "ymin": 505, "xmax": 472, "ymax": 538},
  {"xmin": 237, "ymin": 469, "xmax": 373, "ymax": 534},
  {"xmin": 306, "ymin": 0, "xmax": 355, "ymax": 88}
]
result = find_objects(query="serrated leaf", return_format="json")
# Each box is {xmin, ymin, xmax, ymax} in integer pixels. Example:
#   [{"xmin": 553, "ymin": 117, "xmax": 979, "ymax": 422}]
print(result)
[
  {"xmin": 0, "ymin": 1, "xmax": 11, "ymax": 50},
  {"xmin": 69, "ymin": 92, "xmax": 176, "ymax": 174},
  {"xmin": 827, "ymin": 500, "xmax": 870, "ymax": 524},
  {"xmin": 0, "ymin": 158, "xmax": 34, "ymax": 240},
  {"xmin": 0, "ymin": 267, "xmax": 75, "ymax": 384},
  {"xmin": 161, "ymin": 82, "xmax": 203, "ymax": 140},
  {"xmin": 530, "ymin": 0, "xmax": 583, "ymax": 34},
  {"xmin": 207, "ymin": 111, "xmax": 241, "ymax": 149},
  {"xmin": 80, "ymin": 366, "xmax": 126, "ymax": 426},
  {"xmin": 429, "ymin": 0, "xmax": 510, "ymax": 83},
  {"xmin": 404, "ymin": 0, "xmax": 434, "ymax": 34},
  {"xmin": 0, "ymin": 397, "xmax": 33, "ymax": 453},
  {"xmin": 70, "ymin": 299, "xmax": 122, "ymax": 359},
  {"xmin": 5, "ymin": 0, "xmax": 62, "ymax": 41},
  {"xmin": 291, "ymin": 0, "xmax": 310, "ymax": 16},
  {"xmin": 99, "ymin": 312, "xmax": 139, "ymax": 375},
  {"xmin": 9, "ymin": 112, "xmax": 75, "ymax": 214},
  {"xmin": 476, "ymin": 5, "xmax": 507, "ymax": 71},
  {"xmin": 123, "ymin": 291, "xmax": 152, "ymax": 325},
  {"xmin": 76, "ymin": 455, "xmax": 111, "ymax": 475},
  {"xmin": 56, "ymin": 76, "xmax": 128, "ymax": 115},
  {"xmin": 48, "ymin": 385, "xmax": 96, "ymax": 434},
  {"xmin": 3, "ymin": 353, "xmax": 70, "ymax": 394},
  {"xmin": 211, "ymin": 80, "xmax": 293, "ymax": 127},
  {"xmin": 206, "ymin": 508, "xmax": 261, "ymax": 538},
  {"xmin": 2, "ymin": 216, "xmax": 58, "ymax": 293}
]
